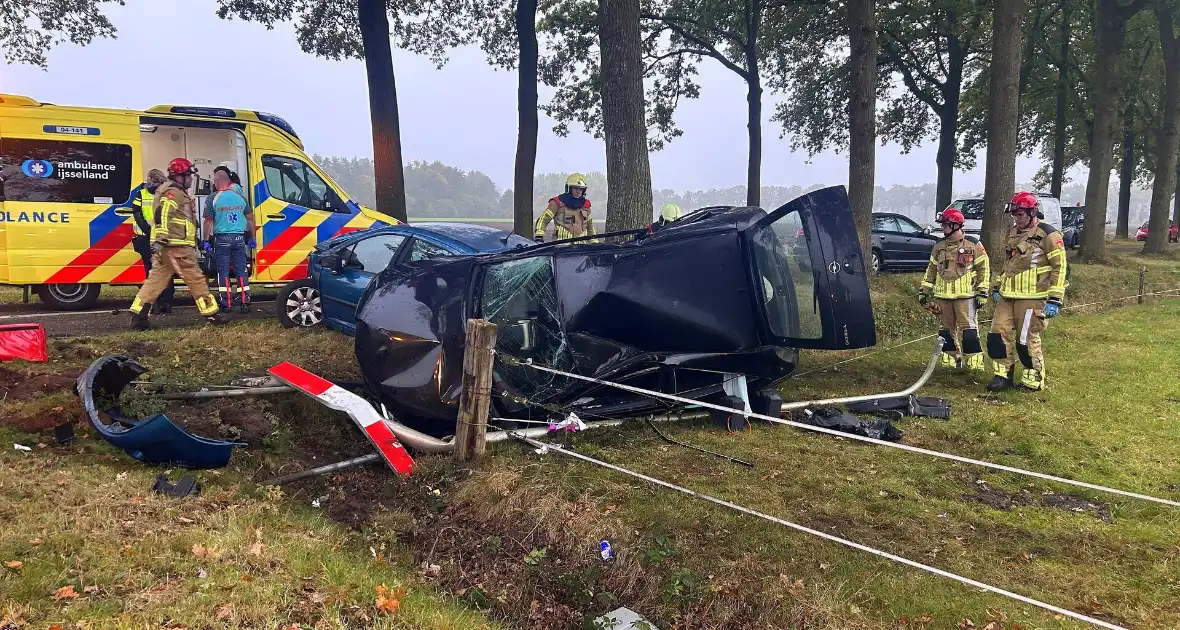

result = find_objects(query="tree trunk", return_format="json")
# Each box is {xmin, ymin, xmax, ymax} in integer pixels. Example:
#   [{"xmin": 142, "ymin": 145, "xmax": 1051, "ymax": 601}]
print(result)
[
  {"xmin": 848, "ymin": 0, "xmax": 877, "ymax": 262},
  {"xmin": 1080, "ymin": 0, "xmax": 1133, "ymax": 260},
  {"xmin": 598, "ymin": 0, "xmax": 653, "ymax": 232},
  {"xmin": 358, "ymin": 0, "xmax": 408, "ymax": 222},
  {"xmin": 1050, "ymin": 9, "xmax": 1070, "ymax": 199},
  {"xmin": 745, "ymin": 2, "xmax": 763, "ymax": 207},
  {"xmin": 1117, "ymin": 103, "xmax": 1134, "ymax": 239},
  {"xmin": 934, "ymin": 48, "xmax": 964, "ymax": 213},
  {"xmin": 513, "ymin": 0, "xmax": 539, "ymax": 238},
  {"xmin": 981, "ymin": 0, "xmax": 1027, "ymax": 259},
  {"xmin": 1146, "ymin": 7, "xmax": 1180, "ymax": 254}
]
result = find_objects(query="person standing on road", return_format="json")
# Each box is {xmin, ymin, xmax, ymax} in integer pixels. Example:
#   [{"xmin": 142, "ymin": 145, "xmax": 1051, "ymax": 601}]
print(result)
[
  {"xmin": 986, "ymin": 192, "xmax": 1068, "ymax": 392},
  {"xmin": 128, "ymin": 158, "xmax": 226, "ymax": 330},
  {"xmin": 202, "ymin": 166, "xmax": 256, "ymax": 313},
  {"xmin": 534, "ymin": 173, "xmax": 596, "ymax": 243},
  {"xmin": 130, "ymin": 169, "xmax": 175, "ymax": 313},
  {"xmin": 918, "ymin": 208, "xmax": 990, "ymax": 372}
]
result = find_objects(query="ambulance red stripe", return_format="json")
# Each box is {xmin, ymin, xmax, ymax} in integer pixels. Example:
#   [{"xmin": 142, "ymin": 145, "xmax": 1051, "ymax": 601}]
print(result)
[
  {"xmin": 254, "ymin": 225, "xmax": 314, "ymax": 275},
  {"xmin": 45, "ymin": 224, "xmax": 135, "ymax": 284}
]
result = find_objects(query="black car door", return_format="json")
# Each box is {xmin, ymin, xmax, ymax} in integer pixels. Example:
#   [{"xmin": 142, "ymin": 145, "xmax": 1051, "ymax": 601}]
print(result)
[{"xmin": 748, "ymin": 186, "xmax": 876, "ymax": 350}]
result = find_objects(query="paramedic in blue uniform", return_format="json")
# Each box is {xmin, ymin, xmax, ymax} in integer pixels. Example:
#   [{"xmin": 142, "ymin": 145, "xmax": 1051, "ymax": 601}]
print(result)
[
  {"xmin": 131, "ymin": 169, "xmax": 174, "ymax": 313},
  {"xmin": 201, "ymin": 166, "xmax": 256, "ymax": 313}
]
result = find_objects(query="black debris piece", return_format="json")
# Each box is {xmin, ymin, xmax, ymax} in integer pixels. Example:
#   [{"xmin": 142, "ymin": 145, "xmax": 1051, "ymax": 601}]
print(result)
[
  {"xmin": 152, "ymin": 473, "xmax": 202, "ymax": 498},
  {"xmin": 54, "ymin": 422, "xmax": 75, "ymax": 445},
  {"xmin": 801, "ymin": 407, "xmax": 903, "ymax": 442},
  {"xmin": 845, "ymin": 395, "xmax": 951, "ymax": 419}
]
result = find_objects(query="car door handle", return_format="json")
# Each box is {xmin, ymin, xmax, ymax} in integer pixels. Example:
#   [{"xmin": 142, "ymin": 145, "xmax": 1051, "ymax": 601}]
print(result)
[
  {"xmin": 115, "ymin": 208, "xmax": 133, "ymax": 216},
  {"xmin": 266, "ymin": 213, "xmax": 286, "ymax": 220}
]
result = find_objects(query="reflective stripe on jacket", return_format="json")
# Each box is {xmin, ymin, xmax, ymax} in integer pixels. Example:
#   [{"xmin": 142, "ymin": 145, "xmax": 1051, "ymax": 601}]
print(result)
[
  {"xmin": 995, "ymin": 222, "xmax": 1067, "ymax": 300},
  {"xmin": 535, "ymin": 197, "xmax": 595, "ymax": 241},
  {"xmin": 131, "ymin": 186, "xmax": 155, "ymax": 236},
  {"xmin": 150, "ymin": 180, "xmax": 197, "ymax": 247},
  {"xmin": 920, "ymin": 234, "xmax": 990, "ymax": 299}
]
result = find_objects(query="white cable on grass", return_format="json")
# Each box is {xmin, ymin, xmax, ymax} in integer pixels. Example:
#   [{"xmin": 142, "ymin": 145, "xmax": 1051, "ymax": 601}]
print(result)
[
  {"xmin": 509, "ymin": 357, "xmax": 1180, "ymax": 509},
  {"xmin": 516, "ymin": 434, "xmax": 1127, "ymax": 630}
]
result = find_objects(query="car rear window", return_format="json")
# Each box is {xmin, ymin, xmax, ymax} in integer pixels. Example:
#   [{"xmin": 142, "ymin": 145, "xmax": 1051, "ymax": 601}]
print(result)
[{"xmin": 949, "ymin": 199, "xmax": 985, "ymax": 220}]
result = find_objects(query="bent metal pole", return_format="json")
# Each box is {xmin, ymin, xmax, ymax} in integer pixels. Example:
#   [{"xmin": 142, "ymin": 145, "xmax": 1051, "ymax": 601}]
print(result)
[
  {"xmin": 512, "ymin": 434, "xmax": 1126, "ymax": 630},
  {"xmin": 507, "ymin": 341, "xmax": 1180, "ymax": 509}
]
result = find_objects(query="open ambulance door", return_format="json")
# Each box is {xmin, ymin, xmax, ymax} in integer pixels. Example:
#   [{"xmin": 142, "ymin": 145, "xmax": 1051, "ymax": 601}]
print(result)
[{"xmin": 747, "ymin": 185, "xmax": 877, "ymax": 350}]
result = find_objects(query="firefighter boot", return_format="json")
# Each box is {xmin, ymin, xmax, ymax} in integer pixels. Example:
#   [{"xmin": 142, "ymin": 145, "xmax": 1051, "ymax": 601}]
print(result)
[
  {"xmin": 207, "ymin": 312, "xmax": 230, "ymax": 325},
  {"xmin": 1019, "ymin": 367, "xmax": 1045, "ymax": 391},
  {"xmin": 130, "ymin": 307, "xmax": 151, "ymax": 331},
  {"xmin": 986, "ymin": 365, "xmax": 1014, "ymax": 392},
  {"xmin": 940, "ymin": 353, "xmax": 959, "ymax": 368}
]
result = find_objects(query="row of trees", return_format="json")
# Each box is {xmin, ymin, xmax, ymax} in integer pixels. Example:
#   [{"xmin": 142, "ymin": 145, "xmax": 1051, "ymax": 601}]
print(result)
[
  {"xmin": 322, "ymin": 157, "xmax": 1172, "ymax": 228},
  {"xmin": 10, "ymin": 0, "xmax": 1180, "ymax": 258}
]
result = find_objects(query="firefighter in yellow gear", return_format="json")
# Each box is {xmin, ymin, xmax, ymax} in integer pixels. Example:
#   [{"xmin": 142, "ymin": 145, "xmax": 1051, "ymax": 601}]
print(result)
[
  {"xmin": 534, "ymin": 173, "xmax": 596, "ymax": 242},
  {"xmin": 129, "ymin": 157, "xmax": 226, "ymax": 330},
  {"xmin": 660, "ymin": 203, "xmax": 682, "ymax": 221},
  {"xmin": 986, "ymin": 192, "xmax": 1068, "ymax": 392},
  {"xmin": 130, "ymin": 169, "xmax": 175, "ymax": 313},
  {"xmin": 918, "ymin": 207, "xmax": 990, "ymax": 371}
]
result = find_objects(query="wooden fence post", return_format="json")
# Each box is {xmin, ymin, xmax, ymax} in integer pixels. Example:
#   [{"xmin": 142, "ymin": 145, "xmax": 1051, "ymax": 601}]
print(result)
[
  {"xmin": 455, "ymin": 319, "xmax": 498, "ymax": 462},
  {"xmin": 1139, "ymin": 265, "xmax": 1147, "ymax": 304}
]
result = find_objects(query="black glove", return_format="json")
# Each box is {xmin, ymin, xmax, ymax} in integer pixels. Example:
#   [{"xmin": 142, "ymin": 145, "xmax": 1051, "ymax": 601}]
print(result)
[{"xmin": 534, "ymin": 236, "xmax": 544, "ymax": 243}]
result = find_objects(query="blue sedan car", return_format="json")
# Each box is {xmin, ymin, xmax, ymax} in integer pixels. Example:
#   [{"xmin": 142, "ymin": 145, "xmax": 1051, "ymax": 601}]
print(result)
[{"xmin": 277, "ymin": 222, "xmax": 533, "ymax": 334}]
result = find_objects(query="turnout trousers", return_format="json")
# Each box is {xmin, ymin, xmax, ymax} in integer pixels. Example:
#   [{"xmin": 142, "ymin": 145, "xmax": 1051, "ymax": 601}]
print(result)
[
  {"xmin": 131, "ymin": 246, "xmax": 219, "ymax": 317},
  {"xmin": 988, "ymin": 298, "xmax": 1049, "ymax": 387},
  {"xmin": 132, "ymin": 234, "xmax": 174, "ymax": 309},
  {"xmin": 935, "ymin": 298, "xmax": 984, "ymax": 370}
]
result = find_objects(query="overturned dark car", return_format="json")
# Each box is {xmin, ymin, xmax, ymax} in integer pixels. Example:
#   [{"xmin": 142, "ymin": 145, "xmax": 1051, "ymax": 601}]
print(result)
[{"xmin": 354, "ymin": 186, "xmax": 877, "ymax": 437}]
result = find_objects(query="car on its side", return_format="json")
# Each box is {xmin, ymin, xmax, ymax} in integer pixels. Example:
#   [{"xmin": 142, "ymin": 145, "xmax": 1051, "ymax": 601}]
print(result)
[
  {"xmin": 870, "ymin": 212, "xmax": 940, "ymax": 273},
  {"xmin": 1134, "ymin": 221, "xmax": 1180, "ymax": 242},
  {"xmin": 277, "ymin": 223, "xmax": 532, "ymax": 334}
]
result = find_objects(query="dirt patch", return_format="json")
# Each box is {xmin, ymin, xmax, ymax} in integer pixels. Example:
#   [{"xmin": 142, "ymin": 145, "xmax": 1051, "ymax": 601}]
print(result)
[
  {"xmin": 160, "ymin": 399, "xmax": 276, "ymax": 446},
  {"xmin": 4, "ymin": 403, "xmax": 82, "ymax": 432},
  {"xmin": 0, "ymin": 366, "xmax": 77, "ymax": 402},
  {"xmin": 122, "ymin": 340, "xmax": 161, "ymax": 358},
  {"xmin": 49, "ymin": 338, "xmax": 100, "ymax": 362},
  {"xmin": 962, "ymin": 479, "xmax": 1111, "ymax": 521}
]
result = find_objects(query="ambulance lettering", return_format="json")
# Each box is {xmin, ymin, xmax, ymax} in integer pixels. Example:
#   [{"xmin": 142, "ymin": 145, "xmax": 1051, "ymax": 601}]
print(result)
[{"xmin": 0, "ymin": 212, "xmax": 71, "ymax": 223}]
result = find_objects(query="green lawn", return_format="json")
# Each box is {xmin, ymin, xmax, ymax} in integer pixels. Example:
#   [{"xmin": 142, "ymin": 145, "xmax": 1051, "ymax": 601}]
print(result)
[{"xmin": 1, "ymin": 250, "xmax": 1179, "ymax": 629}]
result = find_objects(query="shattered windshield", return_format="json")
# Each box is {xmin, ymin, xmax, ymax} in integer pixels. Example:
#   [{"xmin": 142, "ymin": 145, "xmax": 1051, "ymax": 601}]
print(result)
[
  {"xmin": 479, "ymin": 256, "xmax": 574, "ymax": 406},
  {"xmin": 751, "ymin": 211, "xmax": 823, "ymax": 341},
  {"xmin": 949, "ymin": 199, "xmax": 985, "ymax": 220}
]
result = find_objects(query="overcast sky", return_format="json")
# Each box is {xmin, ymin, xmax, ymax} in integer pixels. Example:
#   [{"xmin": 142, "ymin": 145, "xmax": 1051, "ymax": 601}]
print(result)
[{"xmin": 4, "ymin": 0, "xmax": 1066, "ymax": 196}]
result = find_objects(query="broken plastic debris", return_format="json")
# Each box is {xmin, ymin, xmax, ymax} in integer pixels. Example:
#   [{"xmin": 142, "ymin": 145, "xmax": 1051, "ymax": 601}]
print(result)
[
  {"xmin": 311, "ymin": 495, "xmax": 328, "ymax": 509},
  {"xmin": 13, "ymin": 443, "xmax": 32, "ymax": 452},
  {"xmin": 549, "ymin": 413, "xmax": 588, "ymax": 433},
  {"xmin": 593, "ymin": 607, "xmax": 652, "ymax": 630},
  {"xmin": 197, "ymin": 568, "xmax": 208, "ymax": 579},
  {"xmin": 599, "ymin": 540, "xmax": 614, "ymax": 561},
  {"xmin": 534, "ymin": 445, "xmax": 549, "ymax": 456}
]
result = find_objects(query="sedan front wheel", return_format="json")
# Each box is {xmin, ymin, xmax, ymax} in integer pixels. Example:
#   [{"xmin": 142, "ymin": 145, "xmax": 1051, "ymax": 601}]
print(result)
[{"xmin": 278, "ymin": 278, "xmax": 323, "ymax": 328}]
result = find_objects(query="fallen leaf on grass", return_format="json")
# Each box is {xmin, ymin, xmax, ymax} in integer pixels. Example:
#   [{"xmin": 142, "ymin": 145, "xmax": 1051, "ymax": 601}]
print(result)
[
  {"xmin": 52, "ymin": 585, "xmax": 79, "ymax": 600},
  {"xmin": 248, "ymin": 542, "xmax": 265, "ymax": 557},
  {"xmin": 375, "ymin": 584, "xmax": 405, "ymax": 614},
  {"xmin": 178, "ymin": 517, "xmax": 195, "ymax": 524},
  {"xmin": 277, "ymin": 625, "xmax": 301, "ymax": 630},
  {"xmin": 240, "ymin": 575, "xmax": 255, "ymax": 583},
  {"xmin": 48, "ymin": 625, "xmax": 63, "ymax": 630},
  {"xmin": 214, "ymin": 604, "xmax": 233, "ymax": 621},
  {"xmin": 4, "ymin": 560, "xmax": 23, "ymax": 570},
  {"xmin": 83, "ymin": 585, "xmax": 99, "ymax": 594},
  {"xmin": 29, "ymin": 538, "xmax": 42, "ymax": 545},
  {"xmin": 192, "ymin": 543, "xmax": 207, "ymax": 559},
  {"xmin": 982, "ymin": 623, "xmax": 1002, "ymax": 630},
  {"xmin": 957, "ymin": 620, "xmax": 975, "ymax": 630},
  {"xmin": 120, "ymin": 545, "xmax": 133, "ymax": 557}
]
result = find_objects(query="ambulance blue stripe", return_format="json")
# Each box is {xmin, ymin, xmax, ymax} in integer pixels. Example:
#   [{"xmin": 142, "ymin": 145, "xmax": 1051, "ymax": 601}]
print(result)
[
  {"xmin": 89, "ymin": 198, "xmax": 134, "ymax": 247},
  {"xmin": 253, "ymin": 180, "xmax": 270, "ymax": 205},
  {"xmin": 317, "ymin": 211, "xmax": 354, "ymax": 241},
  {"xmin": 262, "ymin": 203, "xmax": 306, "ymax": 246}
]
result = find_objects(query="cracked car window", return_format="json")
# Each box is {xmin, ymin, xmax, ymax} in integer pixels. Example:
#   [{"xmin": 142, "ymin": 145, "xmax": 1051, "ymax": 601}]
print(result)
[
  {"xmin": 479, "ymin": 256, "xmax": 574, "ymax": 405},
  {"xmin": 751, "ymin": 210, "xmax": 823, "ymax": 340}
]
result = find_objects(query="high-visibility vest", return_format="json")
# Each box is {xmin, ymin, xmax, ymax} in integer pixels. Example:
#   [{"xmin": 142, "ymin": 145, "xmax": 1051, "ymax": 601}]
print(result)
[
  {"xmin": 132, "ymin": 186, "xmax": 155, "ymax": 236},
  {"xmin": 149, "ymin": 183, "xmax": 198, "ymax": 247}
]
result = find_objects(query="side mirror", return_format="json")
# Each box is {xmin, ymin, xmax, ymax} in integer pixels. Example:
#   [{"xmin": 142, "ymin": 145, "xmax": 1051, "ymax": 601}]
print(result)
[{"xmin": 320, "ymin": 253, "xmax": 341, "ymax": 273}]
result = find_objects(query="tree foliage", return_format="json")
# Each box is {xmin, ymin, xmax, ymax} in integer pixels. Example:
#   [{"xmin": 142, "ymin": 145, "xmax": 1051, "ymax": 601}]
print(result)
[{"xmin": 1, "ymin": 0, "xmax": 122, "ymax": 67}]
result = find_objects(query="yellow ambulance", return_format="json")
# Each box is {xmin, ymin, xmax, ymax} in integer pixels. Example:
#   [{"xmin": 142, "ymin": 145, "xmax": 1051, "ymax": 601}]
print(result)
[{"xmin": 0, "ymin": 93, "xmax": 397, "ymax": 310}]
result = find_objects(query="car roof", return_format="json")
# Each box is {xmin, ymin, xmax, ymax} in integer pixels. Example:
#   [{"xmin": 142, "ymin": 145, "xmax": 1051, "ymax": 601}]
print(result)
[{"xmin": 409, "ymin": 222, "xmax": 530, "ymax": 252}]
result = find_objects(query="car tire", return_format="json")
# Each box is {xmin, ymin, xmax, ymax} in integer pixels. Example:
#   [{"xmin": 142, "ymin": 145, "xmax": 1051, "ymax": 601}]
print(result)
[
  {"xmin": 870, "ymin": 249, "xmax": 883, "ymax": 274},
  {"xmin": 278, "ymin": 278, "xmax": 323, "ymax": 329},
  {"xmin": 36, "ymin": 283, "xmax": 101, "ymax": 311}
]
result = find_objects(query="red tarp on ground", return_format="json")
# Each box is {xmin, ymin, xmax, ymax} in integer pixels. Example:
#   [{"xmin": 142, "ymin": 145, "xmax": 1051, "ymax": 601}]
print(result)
[{"xmin": 0, "ymin": 323, "xmax": 48, "ymax": 363}]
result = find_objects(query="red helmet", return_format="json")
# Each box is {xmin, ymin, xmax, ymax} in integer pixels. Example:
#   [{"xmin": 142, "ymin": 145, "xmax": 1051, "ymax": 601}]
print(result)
[
  {"xmin": 167, "ymin": 157, "xmax": 196, "ymax": 177},
  {"xmin": 1009, "ymin": 192, "xmax": 1038, "ymax": 212},
  {"xmin": 937, "ymin": 208, "xmax": 965, "ymax": 224}
]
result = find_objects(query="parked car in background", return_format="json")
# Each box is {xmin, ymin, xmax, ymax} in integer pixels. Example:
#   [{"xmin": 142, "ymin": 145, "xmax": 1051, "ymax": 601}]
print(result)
[
  {"xmin": 277, "ymin": 223, "xmax": 532, "ymax": 334},
  {"xmin": 1134, "ymin": 221, "xmax": 1180, "ymax": 242},
  {"xmin": 927, "ymin": 194, "xmax": 1063, "ymax": 236},
  {"xmin": 1062, "ymin": 206, "xmax": 1084, "ymax": 249},
  {"xmin": 871, "ymin": 212, "xmax": 940, "ymax": 273}
]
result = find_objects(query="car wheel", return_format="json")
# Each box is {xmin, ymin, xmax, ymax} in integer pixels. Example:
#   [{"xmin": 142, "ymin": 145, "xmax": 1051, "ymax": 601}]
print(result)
[
  {"xmin": 870, "ymin": 249, "xmax": 883, "ymax": 274},
  {"xmin": 36, "ymin": 283, "xmax": 101, "ymax": 311},
  {"xmin": 278, "ymin": 278, "xmax": 322, "ymax": 328}
]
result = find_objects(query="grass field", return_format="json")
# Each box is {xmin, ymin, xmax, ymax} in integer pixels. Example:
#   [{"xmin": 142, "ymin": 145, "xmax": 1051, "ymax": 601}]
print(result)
[{"xmin": 2, "ymin": 246, "xmax": 1180, "ymax": 629}]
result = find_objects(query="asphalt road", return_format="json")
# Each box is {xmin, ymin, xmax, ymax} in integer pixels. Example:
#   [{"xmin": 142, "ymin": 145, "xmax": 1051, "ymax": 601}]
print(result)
[{"xmin": 0, "ymin": 299, "xmax": 277, "ymax": 338}]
